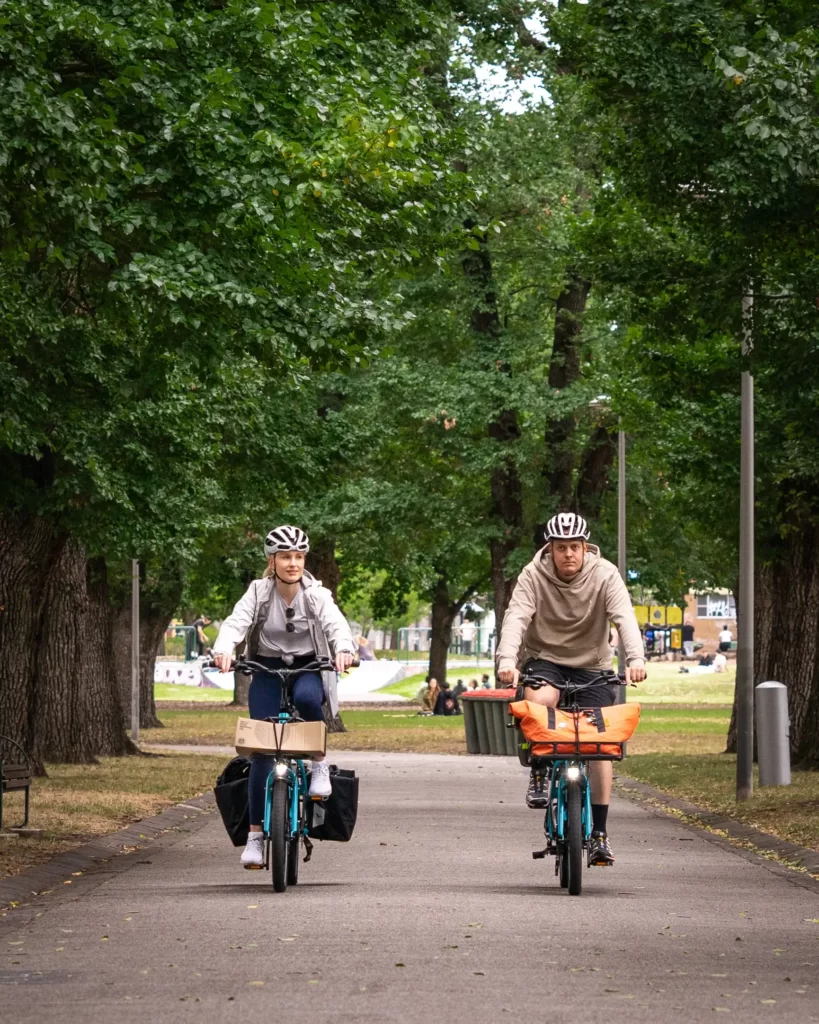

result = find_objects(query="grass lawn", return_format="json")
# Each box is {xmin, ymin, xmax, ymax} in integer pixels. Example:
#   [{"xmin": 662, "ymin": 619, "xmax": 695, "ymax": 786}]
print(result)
[
  {"xmin": 140, "ymin": 705, "xmax": 732, "ymax": 757},
  {"xmin": 0, "ymin": 753, "xmax": 224, "ymax": 884},
  {"xmin": 155, "ymin": 682, "xmax": 234, "ymax": 702},
  {"xmin": 377, "ymin": 661, "xmax": 736, "ymax": 704},
  {"xmin": 621, "ymin": 754, "xmax": 819, "ymax": 852}
]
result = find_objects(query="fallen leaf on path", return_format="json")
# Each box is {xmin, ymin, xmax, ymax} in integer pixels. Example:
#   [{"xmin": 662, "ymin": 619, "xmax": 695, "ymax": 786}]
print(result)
[
  {"xmin": 713, "ymin": 1008, "xmax": 730, "ymax": 1013},
  {"xmin": 473, "ymin": 971, "xmax": 485, "ymax": 976},
  {"xmin": 279, "ymin": 937, "xmax": 296, "ymax": 942},
  {"xmin": 248, "ymin": 981, "xmax": 264, "ymax": 986}
]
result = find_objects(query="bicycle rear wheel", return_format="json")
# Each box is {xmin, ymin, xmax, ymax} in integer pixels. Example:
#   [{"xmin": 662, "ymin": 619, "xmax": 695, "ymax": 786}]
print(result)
[
  {"xmin": 566, "ymin": 780, "xmax": 583, "ymax": 896},
  {"xmin": 270, "ymin": 780, "xmax": 289, "ymax": 893}
]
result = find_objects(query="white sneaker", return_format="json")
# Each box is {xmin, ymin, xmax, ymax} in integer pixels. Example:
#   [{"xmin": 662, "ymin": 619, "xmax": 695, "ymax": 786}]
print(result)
[
  {"xmin": 309, "ymin": 761, "xmax": 332, "ymax": 799},
  {"xmin": 241, "ymin": 832, "xmax": 265, "ymax": 869}
]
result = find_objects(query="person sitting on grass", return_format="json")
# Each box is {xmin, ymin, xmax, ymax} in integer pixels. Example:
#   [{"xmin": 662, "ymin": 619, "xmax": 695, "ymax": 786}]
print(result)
[
  {"xmin": 419, "ymin": 676, "xmax": 440, "ymax": 715},
  {"xmin": 435, "ymin": 680, "xmax": 462, "ymax": 716},
  {"xmin": 452, "ymin": 678, "xmax": 467, "ymax": 697}
]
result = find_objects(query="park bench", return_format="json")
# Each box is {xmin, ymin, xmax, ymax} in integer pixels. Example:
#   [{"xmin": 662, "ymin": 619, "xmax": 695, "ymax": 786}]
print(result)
[{"xmin": 0, "ymin": 735, "xmax": 32, "ymax": 832}]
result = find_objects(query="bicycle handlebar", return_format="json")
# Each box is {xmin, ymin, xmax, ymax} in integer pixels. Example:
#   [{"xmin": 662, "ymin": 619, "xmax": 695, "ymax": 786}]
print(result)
[
  {"xmin": 519, "ymin": 670, "xmax": 627, "ymax": 690},
  {"xmin": 204, "ymin": 657, "xmax": 335, "ymax": 679}
]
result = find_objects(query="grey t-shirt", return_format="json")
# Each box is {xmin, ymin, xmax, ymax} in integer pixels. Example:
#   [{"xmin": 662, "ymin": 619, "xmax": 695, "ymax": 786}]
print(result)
[{"xmin": 257, "ymin": 587, "xmax": 314, "ymax": 657}]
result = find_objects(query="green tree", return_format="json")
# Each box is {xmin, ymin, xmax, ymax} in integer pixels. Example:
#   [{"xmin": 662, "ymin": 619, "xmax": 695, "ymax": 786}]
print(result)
[{"xmin": 0, "ymin": 0, "xmax": 471, "ymax": 762}]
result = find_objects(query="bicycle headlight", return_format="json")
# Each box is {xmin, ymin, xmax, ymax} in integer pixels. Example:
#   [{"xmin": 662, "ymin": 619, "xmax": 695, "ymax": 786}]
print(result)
[
  {"xmin": 566, "ymin": 765, "xmax": 581, "ymax": 781},
  {"xmin": 274, "ymin": 762, "xmax": 289, "ymax": 778}
]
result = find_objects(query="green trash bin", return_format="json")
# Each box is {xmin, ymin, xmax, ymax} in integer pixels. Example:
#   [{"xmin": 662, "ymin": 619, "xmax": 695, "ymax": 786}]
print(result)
[
  {"xmin": 462, "ymin": 698, "xmax": 480, "ymax": 754},
  {"xmin": 473, "ymin": 699, "xmax": 491, "ymax": 754},
  {"xmin": 462, "ymin": 691, "xmax": 517, "ymax": 755}
]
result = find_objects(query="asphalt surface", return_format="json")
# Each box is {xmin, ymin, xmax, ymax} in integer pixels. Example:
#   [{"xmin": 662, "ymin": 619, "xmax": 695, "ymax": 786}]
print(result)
[{"xmin": 1, "ymin": 752, "xmax": 817, "ymax": 1023}]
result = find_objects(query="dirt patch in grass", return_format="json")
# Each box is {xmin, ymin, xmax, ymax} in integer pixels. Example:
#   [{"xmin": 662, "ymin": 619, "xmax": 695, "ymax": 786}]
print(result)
[
  {"xmin": 0, "ymin": 753, "xmax": 224, "ymax": 882},
  {"xmin": 621, "ymin": 753, "xmax": 819, "ymax": 852}
]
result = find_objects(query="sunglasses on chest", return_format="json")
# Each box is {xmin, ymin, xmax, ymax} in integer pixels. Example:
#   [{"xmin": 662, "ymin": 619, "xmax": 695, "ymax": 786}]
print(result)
[{"xmin": 285, "ymin": 607, "xmax": 297, "ymax": 633}]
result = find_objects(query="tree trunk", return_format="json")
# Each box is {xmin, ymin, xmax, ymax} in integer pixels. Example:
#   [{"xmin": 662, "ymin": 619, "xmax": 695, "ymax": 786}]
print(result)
[
  {"xmin": 30, "ymin": 542, "xmax": 134, "ymax": 764},
  {"xmin": 429, "ymin": 577, "xmax": 457, "ymax": 685},
  {"xmin": 307, "ymin": 539, "xmax": 340, "ymax": 598},
  {"xmin": 82, "ymin": 557, "xmax": 134, "ymax": 756},
  {"xmin": 461, "ymin": 222, "xmax": 523, "ymax": 645},
  {"xmin": 0, "ymin": 513, "xmax": 59, "ymax": 768},
  {"xmin": 306, "ymin": 541, "xmax": 345, "ymax": 730},
  {"xmin": 543, "ymin": 271, "xmax": 592, "ymax": 510},
  {"xmin": 112, "ymin": 567, "xmax": 182, "ymax": 729},
  {"xmin": 575, "ymin": 424, "xmax": 616, "ymax": 520},
  {"xmin": 726, "ymin": 528, "xmax": 819, "ymax": 764}
]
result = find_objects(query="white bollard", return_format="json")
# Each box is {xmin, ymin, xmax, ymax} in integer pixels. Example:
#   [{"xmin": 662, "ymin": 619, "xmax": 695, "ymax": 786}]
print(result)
[{"xmin": 755, "ymin": 681, "xmax": 791, "ymax": 786}]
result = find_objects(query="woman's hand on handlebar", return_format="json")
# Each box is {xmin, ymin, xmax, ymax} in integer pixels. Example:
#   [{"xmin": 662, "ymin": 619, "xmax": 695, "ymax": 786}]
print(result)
[
  {"xmin": 335, "ymin": 651, "xmax": 354, "ymax": 673},
  {"xmin": 213, "ymin": 652, "xmax": 233, "ymax": 674},
  {"xmin": 497, "ymin": 667, "xmax": 519, "ymax": 687}
]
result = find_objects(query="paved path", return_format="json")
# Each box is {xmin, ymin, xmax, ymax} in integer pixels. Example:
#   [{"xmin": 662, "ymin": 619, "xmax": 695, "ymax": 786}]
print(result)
[{"xmin": 1, "ymin": 753, "xmax": 817, "ymax": 1023}]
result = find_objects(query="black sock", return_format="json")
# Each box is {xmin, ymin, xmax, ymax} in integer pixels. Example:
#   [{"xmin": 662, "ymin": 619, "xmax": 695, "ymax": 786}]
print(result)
[{"xmin": 591, "ymin": 804, "xmax": 609, "ymax": 834}]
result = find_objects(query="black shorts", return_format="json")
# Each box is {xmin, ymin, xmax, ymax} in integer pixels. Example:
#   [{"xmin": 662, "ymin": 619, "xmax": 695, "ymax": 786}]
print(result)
[{"xmin": 520, "ymin": 659, "xmax": 619, "ymax": 709}]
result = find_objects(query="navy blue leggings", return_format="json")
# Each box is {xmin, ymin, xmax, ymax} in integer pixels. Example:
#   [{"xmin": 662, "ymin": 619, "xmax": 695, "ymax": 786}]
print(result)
[{"xmin": 247, "ymin": 655, "xmax": 325, "ymax": 826}]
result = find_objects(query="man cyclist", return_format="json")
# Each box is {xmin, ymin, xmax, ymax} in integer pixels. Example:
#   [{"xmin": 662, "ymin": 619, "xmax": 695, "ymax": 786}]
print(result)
[
  {"xmin": 496, "ymin": 512, "xmax": 646, "ymax": 867},
  {"xmin": 212, "ymin": 526, "xmax": 355, "ymax": 869}
]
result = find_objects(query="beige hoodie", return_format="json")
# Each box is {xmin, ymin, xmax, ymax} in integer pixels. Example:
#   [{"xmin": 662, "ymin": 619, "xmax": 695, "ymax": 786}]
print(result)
[{"xmin": 495, "ymin": 545, "xmax": 645, "ymax": 673}]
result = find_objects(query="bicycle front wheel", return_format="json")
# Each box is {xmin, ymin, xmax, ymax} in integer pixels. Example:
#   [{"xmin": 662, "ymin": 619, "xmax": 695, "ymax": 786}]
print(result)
[
  {"xmin": 286, "ymin": 790, "xmax": 303, "ymax": 887},
  {"xmin": 566, "ymin": 780, "xmax": 583, "ymax": 896},
  {"xmin": 270, "ymin": 779, "xmax": 289, "ymax": 893}
]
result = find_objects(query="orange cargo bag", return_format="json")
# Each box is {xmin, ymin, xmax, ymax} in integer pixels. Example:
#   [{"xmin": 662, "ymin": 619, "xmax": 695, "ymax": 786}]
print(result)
[{"xmin": 509, "ymin": 700, "xmax": 641, "ymax": 757}]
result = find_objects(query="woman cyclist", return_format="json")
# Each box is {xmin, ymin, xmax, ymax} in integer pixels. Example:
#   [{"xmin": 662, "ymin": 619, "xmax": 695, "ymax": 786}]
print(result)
[{"xmin": 212, "ymin": 526, "xmax": 355, "ymax": 868}]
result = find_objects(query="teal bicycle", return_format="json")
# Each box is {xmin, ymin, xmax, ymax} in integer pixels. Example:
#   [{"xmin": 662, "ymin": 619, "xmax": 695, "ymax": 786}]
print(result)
[
  {"xmin": 233, "ymin": 656, "xmax": 334, "ymax": 893},
  {"xmin": 516, "ymin": 670, "xmax": 628, "ymax": 897}
]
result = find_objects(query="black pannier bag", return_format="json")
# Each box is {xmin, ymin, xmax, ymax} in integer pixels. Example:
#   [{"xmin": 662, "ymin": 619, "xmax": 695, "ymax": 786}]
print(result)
[
  {"xmin": 214, "ymin": 756, "xmax": 251, "ymax": 847},
  {"xmin": 307, "ymin": 766, "xmax": 359, "ymax": 842}
]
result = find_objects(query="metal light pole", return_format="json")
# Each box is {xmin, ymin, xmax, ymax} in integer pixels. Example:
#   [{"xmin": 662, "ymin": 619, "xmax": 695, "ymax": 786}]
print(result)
[
  {"xmin": 736, "ymin": 293, "xmax": 754, "ymax": 802},
  {"xmin": 131, "ymin": 559, "xmax": 140, "ymax": 744},
  {"xmin": 616, "ymin": 425, "xmax": 627, "ymax": 704}
]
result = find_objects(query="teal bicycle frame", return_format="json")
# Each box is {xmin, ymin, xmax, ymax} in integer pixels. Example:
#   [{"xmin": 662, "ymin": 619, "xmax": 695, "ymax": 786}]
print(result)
[
  {"xmin": 545, "ymin": 760, "xmax": 593, "ymax": 845},
  {"xmin": 262, "ymin": 722, "xmax": 311, "ymax": 846}
]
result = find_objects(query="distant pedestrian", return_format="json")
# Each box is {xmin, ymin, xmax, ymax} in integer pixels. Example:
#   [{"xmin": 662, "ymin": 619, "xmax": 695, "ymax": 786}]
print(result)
[
  {"xmin": 192, "ymin": 614, "xmax": 212, "ymax": 657},
  {"xmin": 718, "ymin": 624, "xmax": 733, "ymax": 653},
  {"xmin": 467, "ymin": 678, "xmax": 479, "ymax": 691},
  {"xmin": 682, "ymin": 617, "xmax": 695, "ymax": 657},
  {"xmin": 713, "ymin": 652, "xmax": 728, "ymax": 673},
  {"xmin": 356, "ymin": 634, "xmax": 375, "ymax": 661},
  {"xmin": 481, "ymin": 673, "xmax": 491, "ymax": 690},
  {"xmin": 452, "ymin": 678, "xmax": 466, "ymax": 697}
]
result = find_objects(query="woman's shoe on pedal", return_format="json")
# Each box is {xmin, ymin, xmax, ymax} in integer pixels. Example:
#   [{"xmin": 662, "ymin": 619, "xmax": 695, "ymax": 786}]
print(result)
[
  {"xmin": 309, "ymin": 761, "xmax": 332, "ymax": 799},
  {"xmin": 588, "ymin": 831, "xmax": 615, "ymax": 866},
  {"xmin": 241, "ymin": 833, "xmax": 265, "ymax": 869}
]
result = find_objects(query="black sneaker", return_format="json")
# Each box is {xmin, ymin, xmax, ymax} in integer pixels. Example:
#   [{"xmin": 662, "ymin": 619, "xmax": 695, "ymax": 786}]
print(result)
[
  {"xmin": 526, "ymin": 770, "xmax": 549, "ymax": 809},
  {"xmin": 588, "ymin": 831, "xmax": 615, "ymax": 866}
]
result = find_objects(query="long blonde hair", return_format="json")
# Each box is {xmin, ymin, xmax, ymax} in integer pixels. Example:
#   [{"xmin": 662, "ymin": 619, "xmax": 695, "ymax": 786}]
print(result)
[{"xmin": 262, "ymin": 555, "xmax": 276, "ymax": 579}]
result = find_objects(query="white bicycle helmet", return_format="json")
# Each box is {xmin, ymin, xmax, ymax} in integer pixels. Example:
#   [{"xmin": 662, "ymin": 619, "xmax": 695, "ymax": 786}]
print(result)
[
  {"xmin": 264, "ymin": 525, "xmax": 310, "ymax": 555},
  {"xmin": 545, "ymin": 512, "xmax": 590, "ymax": 542}
]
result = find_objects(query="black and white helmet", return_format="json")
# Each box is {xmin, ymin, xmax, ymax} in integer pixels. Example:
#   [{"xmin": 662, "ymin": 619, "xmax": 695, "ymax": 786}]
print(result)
[
  {"xmin": 545, "ymin": 512, "xmax": 590, "ymax": 542},
  {"xmin": 264, "ymin": 525, "xmax": 310, "ymax": 556}
]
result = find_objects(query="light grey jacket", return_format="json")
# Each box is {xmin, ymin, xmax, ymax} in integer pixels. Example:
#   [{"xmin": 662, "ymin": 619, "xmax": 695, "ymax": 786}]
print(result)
[{"xmin": 213, "ymin": 572, "xmax": 355, "ymax": 716}]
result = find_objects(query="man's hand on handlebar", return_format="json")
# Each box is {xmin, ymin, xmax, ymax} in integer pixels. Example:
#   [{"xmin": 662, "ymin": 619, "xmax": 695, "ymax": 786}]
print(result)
[
  {"xmin": 625, "ymin": 664, "xmax": 646, "ymax": 685},
  {"xmin": 497, "ymin": 667, "xmax": 520, "ymax": 687},
  {"xmin": 335, "ymin": 651, "xmax": 354, "ymax": 673},
  {"xmin": 213, "ymin": 653, "xmax": 233, "ymax": 673}
]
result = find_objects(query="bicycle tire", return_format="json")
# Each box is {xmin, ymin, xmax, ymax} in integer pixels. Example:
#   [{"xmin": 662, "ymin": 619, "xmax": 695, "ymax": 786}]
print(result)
[
  {"xmin": 566, "ymin": 780, "xmax": 583, "ymax": 896},
  {"xmin": 270, "ymin": 779, "xmax": 289, "ymax": 893},
  {"xmin": 558, "ymin": 846, "xmax": 569, "ymax": 888}
]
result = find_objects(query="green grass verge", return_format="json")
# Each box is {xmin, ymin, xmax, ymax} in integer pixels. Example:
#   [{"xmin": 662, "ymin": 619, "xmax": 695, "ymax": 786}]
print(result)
[
  {"xmin": 622, "ymin": 754, "xmax": 819, "ymax": 852},
  {"xmin": 155, "ymin": 682, "xmax": 233, "ymax": 702},
  {"xmin": 0, "ymin": 753, "xmax": 225, "ymax": 884},
  {"xmin": 377, "ymin": 661, "xmax": 736, "ymax": 703}
]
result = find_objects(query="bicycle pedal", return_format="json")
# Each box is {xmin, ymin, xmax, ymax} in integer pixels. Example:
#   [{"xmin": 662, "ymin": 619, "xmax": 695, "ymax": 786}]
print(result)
[
  {"xmin": 243, "ymin": 864, "xmax": 264, "ymax": 871},
  {"xmin": 532, "ymin": 848, "xmax": 548, "ymax": 860},
  {"xmin": 309, "ymin": 794, "xmax": 326, "ymax": 802}
]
